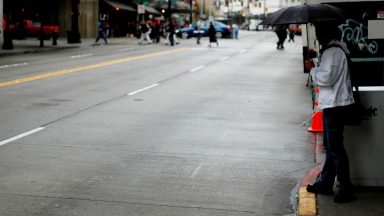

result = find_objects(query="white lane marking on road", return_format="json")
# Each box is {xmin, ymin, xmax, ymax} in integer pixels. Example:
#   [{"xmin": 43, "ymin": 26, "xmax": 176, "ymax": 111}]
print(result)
[
  {"xmin": 190, "ymin": 66, "xmax": 205, "ymax": 72},
  {"xmin": 220, "ymin": 56, "xmax": 229, "ymax": 61},
  {"xmin": 0, "ymin": 127, "xmax": 45, "ymax": 146},
  {"xmin": 70, "ymin": 53, "xmax": 93, "ymax": 59},
  {"xmin": 128, "ymin": 83, "xmax": 159, "ymax": 96},
  {"xmin": 119, "ymin": 48, "xmax": 134, "ymax": 52},
  {"xmin": 190, "ymin": 162, "xmax": 203, "ymax": 178},
  {"xmin": 0, "ymin": 62, "xmax": 28, "ymax": 69},
  {"xmin": 239, "ymin": 49, "xmax": 246, "ymax": 54}
]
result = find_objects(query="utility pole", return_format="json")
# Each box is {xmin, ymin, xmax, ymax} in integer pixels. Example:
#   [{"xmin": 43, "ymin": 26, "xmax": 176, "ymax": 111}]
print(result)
[
  {"xmin": 199, "ymin": 0, "xmax": 203, "ymax": 18},
  {"xmin": 203, "ymin": 0, "xmax": 205, "ymax": 18},
  {"xmin": 190, "ymin": 0, "xmax": 193, "ymax": 23},
  {"xmin": 68, "ymin": 0, "xmax": 81, "ymax": 43},
  {"xmin": 262, "ymin": 0, "xmax": 266, "ymax": 19},
  {"xmin": 168, "ymin": 0, "xmax": 172, "ymax": 18}
]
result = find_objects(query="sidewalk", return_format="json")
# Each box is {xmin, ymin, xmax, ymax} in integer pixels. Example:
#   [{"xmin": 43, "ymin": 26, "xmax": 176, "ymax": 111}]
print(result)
[
  {"xmin": 0, "ymin": 37, "xmax": 136, "ymax": 57},
  {"xmin": 297, "ymin": 132, "xmax": 384, "ymax": 216}
]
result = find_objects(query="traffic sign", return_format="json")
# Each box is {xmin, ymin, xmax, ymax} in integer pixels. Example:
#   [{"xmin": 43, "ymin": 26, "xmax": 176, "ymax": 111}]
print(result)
[{"xmin": 138, "ymin": 5, "xmax": 145, "ymax": 14}]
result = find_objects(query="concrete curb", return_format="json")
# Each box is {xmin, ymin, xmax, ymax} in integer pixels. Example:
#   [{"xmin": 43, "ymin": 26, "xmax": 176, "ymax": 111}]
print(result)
[
  {"xmin": 297, "ymin": 165, "xmax": 323, "ymax": 216},
  {"xmin": 0, "ymin": 45, "xmax": 81, "ymax": 57}
]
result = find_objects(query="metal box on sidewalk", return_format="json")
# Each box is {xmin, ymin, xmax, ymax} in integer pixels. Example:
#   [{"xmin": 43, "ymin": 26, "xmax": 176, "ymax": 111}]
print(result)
[{"xmin": 345, "ymin": 87, "xmax": 384, "ymax": 186}]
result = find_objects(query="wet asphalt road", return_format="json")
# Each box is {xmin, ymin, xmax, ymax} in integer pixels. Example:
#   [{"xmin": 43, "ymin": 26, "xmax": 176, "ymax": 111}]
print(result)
[{"xmin": 0, "ymin": 32, "xmax": 315, "ymax": 215}]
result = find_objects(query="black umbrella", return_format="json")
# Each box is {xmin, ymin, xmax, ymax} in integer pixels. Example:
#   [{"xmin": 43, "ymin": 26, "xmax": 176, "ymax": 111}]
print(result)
[{"xmin": 260, "ymin": 4, "xmax": 346, "ymax": 25}]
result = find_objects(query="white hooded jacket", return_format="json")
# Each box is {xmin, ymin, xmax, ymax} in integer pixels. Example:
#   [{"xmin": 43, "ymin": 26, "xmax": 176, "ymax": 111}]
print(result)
[{"xmin": 310, "ymin": 40, "xmax": 354, "ymax": 110}]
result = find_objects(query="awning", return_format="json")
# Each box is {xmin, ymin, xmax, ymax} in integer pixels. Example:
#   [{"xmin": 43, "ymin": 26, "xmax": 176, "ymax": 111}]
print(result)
[
  {"xmin": 133, "ymin": 1, "xmax": 161, "ymax": 15},
  {"xmin": 144, "ymin": 5, "xmax": 161, "ymax": 15},
  {"xmin": 104, "ymin": 0, "xmax": 136, "ymax": 12}
]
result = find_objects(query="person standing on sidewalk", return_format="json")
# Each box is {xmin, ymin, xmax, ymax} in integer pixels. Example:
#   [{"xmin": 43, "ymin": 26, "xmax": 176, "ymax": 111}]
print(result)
[{"xmin": 305, "ymin": 22, "xmax": 356, "ymax": 203}]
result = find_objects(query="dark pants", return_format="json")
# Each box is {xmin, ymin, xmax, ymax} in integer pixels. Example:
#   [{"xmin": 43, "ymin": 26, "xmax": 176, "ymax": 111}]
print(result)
[
  {"xmin": 316, "ymin": 106, "xmax": 354, "ymax": 194},
  {"xmin": 169, "ymin": 32, "xmax": 175, "ymax": 46},
  {"xmin": 96, "ymin": 30, "xmax": 107, "ymax": 44},
  {"xmin": 197, "ymin": 33, "xmax": 201, "ymax": 44}
]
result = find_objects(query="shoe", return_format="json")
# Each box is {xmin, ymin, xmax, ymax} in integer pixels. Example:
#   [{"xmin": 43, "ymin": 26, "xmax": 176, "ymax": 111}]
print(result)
[
  {"xmin": 306, "ymin": 184, "xmax": 333, "ymax": 195},
  {"xmin": 334, "ymin": 192, "xmax": 356, "ymax": 203}
]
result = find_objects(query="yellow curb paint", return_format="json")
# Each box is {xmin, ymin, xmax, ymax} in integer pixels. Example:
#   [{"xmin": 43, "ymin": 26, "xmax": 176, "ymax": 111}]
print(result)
[
  {"xmin": 297, "ymin": 187, "xmax": 317, "ymax": 216},
  {"xmin": 0, "ymin": 48, "xmax": 187, "ymax": 88}
]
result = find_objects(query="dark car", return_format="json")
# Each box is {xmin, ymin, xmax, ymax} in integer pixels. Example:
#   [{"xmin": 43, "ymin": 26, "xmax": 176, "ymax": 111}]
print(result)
[{"xmin": 176, "ymin": 21, "xmax": 232, "ymax": 39}]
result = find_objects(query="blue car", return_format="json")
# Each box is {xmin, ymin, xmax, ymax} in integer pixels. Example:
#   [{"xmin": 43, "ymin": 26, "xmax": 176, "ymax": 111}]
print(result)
[{"xmin": 176, "ymin": 21, "xmax": 232, "ymax": 39}]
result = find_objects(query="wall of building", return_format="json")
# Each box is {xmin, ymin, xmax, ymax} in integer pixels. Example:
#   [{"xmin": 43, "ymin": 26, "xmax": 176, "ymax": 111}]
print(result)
[
  {"xmin": 79, "ymin": 0, "xmax": 99, "ymax": 38},
  {"xmin": 59, "ymin": 0, "xmax": 99, "ymax": 39}
]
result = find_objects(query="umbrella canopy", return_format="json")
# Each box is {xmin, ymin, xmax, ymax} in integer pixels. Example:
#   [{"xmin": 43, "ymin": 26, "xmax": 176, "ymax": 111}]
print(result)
[{"xmin": 260, "ymin": 4, "xmax": 346, "ymax": 25}]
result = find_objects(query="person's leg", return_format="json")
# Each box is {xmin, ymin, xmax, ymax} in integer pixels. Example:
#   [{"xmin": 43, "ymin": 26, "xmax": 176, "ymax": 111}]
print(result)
[
  {"xmin": 325, "ymin": 107, "xmax": 353, "ymax": 191},
  {"xmin": 164, "ymin": 33, "xmax": 169, "ymax": 44},
  {"xmin": 169, "ymin": 33, "xmax": 174, "ymax": 46},
  {"xmin": 310, "ymin": 107, "xmax": 355, "ymax": 202},
  {"xmin": 331, "ymin": 107, "xmax": 355, "ymax": 202},
  {"xmin": 307, "ymin": 108, "xmax": 336, "ymax": 195},
  {"xmin": 103, "ymin": 32, "xmax": 108, "ymax": 44},
  {"xmin": 145, "ymin": 33, "xmax": 151, "ymax": 43},
  {"xmin": 96, "ymin": 31, "xmax": 101, "ymax": 43},
  {"xmin": 319, "ymin": 108, "xmax": 338, "ymax": 186}
]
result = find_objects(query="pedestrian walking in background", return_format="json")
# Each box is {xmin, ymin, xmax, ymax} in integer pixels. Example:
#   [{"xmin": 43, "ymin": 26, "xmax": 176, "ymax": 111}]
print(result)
[
  {"xmin": 233, "ymin": 24, "xmax": 239, "ymax": 39},
  {"xmin": 275, "ymin": 24, "xmax": 288, "ymax": 49},
  {"xmin": 138, "ymin": 20, "xmax": 151, "ymax": 44},
  {"xmin": 95, "ymin": 20, "xmax": 108, "ymax": 44},
  {"xmin": 151, "ymin": 22, "xmax": 161, "ymax": 43},
  {"xmin": 164, "ymin": 19, "xmax": 179, "ymax": 45},
  {"xmin": 167, "ymin": 19, "xmax": 175, "ymax": 46},
  {"xmin": 196, "ymin": 18, "xmax": 203, "ymax": 44},
  {"xmin": 208, "ymin": 22, "xmax": 218, "ymax": 47},
  {"xmin": 305, "ymin": 21, "xmax": 356, "ymax": 203},
  {"xmin": 288, "ymin": 25, "xmax": 295, "ymax": 42}
]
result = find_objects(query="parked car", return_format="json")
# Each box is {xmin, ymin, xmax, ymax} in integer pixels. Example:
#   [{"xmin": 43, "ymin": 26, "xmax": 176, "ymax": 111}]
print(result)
[
  {"xmin": 176, "ymin": 21, "xmax": 232, "ymax": 39},
  {"xmin": 7, "ymin": 19, "xmax": 59, "ymax": 40}
]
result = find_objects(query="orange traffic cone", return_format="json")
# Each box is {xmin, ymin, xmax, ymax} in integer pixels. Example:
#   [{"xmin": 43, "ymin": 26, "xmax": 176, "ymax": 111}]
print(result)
[{"xmin": 308, "ymin": 86, "xmax": 323, "ymax": 132}]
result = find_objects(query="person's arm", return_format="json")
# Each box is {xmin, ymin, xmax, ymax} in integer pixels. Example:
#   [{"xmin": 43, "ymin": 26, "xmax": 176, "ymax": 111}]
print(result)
[{"xmin": 310, "ymin": 49, "xmax": 344, "ymax": 86}]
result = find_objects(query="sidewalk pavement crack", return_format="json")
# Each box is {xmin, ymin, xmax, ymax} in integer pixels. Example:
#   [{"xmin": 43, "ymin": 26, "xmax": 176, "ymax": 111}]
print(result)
[{"xmin": 0, "ymin": 192, "xmax": 258, "ymax": 214}]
